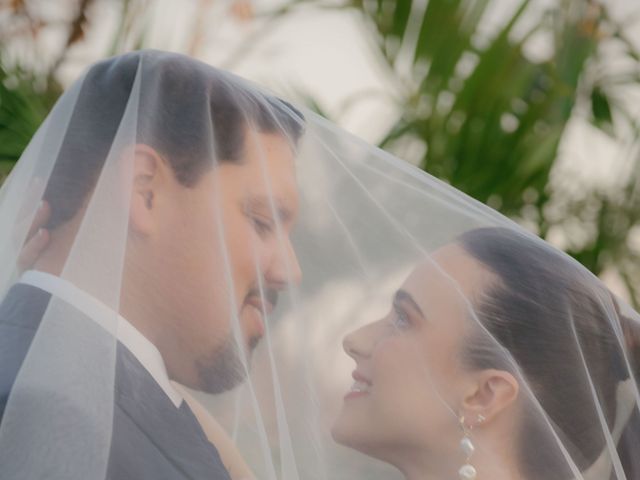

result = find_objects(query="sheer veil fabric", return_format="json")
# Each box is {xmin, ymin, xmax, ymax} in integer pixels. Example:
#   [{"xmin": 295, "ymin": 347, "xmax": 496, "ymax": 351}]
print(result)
[{"xmin": 0, "ymin": 50, "xmax": 638, "ymax": 480}]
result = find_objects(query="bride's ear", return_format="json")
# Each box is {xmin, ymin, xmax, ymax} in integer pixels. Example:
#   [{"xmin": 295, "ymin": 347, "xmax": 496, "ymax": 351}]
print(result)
[
  {"xmin": 127, "ymin": 144, "xmax": 166, "ymax": 235},
  {"xmin": 461, "ymin": 369, "xmax": 519, "ymax": 426}
]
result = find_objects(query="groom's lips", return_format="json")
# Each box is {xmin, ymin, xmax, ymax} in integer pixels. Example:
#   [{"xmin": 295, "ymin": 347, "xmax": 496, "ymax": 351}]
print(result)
[
  {"xmin": 244, "ymin": 289, "xmax": 278, "ymax": 315},
  {"xmin": 243, "ymin": 290, "xmax": 278, "ymax": 339},
  {"xmin": 244, "ymin": 295, "xmax": 275, "ymax": 315}
]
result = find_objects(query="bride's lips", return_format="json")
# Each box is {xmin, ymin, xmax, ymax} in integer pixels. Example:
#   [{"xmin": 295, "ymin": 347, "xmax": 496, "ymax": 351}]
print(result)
[{"xmin": 344, "ymin": 370, "xmax": 372, "ymax": 400}]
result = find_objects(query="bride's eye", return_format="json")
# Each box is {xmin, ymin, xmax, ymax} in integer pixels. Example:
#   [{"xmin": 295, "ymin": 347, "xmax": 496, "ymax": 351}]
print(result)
[{"xmin": 392, "ymin": 304, "xmax": 411, "ymax": 329}]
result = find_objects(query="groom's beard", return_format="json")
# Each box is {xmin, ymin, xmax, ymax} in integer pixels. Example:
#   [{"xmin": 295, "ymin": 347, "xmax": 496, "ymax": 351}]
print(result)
[{"xmin": 196, "ymin": 334, "xmax": 260, "ymax": 394}]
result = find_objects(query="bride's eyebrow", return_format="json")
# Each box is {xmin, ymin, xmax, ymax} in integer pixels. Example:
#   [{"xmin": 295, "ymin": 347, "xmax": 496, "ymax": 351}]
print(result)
[{"xmin": 394, "ymin": 290, "xmax": 426, "ymax": 320}]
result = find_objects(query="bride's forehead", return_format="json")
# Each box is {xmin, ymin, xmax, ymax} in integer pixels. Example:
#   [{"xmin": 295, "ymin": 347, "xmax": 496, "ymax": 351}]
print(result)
[
  {"xmin": 406, "ymin": 245, "xmax": 493, "ymax": 298},
  {"xmin": 413, "ymin": 244, "xmax": 476, "ymax": 279}
]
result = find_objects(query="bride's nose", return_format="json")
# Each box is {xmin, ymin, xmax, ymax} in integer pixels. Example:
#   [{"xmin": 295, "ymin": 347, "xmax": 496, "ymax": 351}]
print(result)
[
  {"xmin": 343, "ymin": 322, "xmax": 381, "ymax": 359},
  {"xmin": 342, "ymin": 332, "xmax": 361, "ymax": 360}
]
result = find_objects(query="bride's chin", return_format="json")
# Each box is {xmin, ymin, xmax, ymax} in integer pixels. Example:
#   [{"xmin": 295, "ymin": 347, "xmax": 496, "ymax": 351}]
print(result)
[
  {"xmin": 330, "ymin": 413, "xmax": 369, "ymax": 451},
  {"xmin": 330, "ymin": 417, "xmax": 349, "ymax": 445},
  {"xmin": 331, "ymin": 421, "xmax": 396, "ymax": 468}
]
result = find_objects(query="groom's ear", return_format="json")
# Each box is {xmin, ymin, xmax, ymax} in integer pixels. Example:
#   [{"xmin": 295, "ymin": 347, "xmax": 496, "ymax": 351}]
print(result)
[{"xmin": 128, "ymin": 144, "xmax": 167, "ymax": 235}]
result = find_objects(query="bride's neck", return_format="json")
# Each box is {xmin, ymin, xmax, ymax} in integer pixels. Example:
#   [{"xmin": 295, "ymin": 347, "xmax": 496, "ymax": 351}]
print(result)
[{"xmin": 397, "ymin": 449, "xmax": 525, "ymax": 480}]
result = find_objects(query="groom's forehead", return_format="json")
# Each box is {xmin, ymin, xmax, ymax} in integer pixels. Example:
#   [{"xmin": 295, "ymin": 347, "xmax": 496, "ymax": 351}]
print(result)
[{"xmin": 225, "ymin": 134, "xmax": 299, "ymax": 199}]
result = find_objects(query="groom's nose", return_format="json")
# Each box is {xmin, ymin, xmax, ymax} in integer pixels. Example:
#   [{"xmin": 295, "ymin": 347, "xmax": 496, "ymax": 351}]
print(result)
[{"xmin": 264, "ymin": 235, "xmax": 302, "ymax": 289}]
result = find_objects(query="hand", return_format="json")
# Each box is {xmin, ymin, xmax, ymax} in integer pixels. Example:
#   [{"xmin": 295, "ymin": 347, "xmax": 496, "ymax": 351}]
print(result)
[{"xmin": 17, "ymin": 201, "xmax": 51, "ymax": 272}]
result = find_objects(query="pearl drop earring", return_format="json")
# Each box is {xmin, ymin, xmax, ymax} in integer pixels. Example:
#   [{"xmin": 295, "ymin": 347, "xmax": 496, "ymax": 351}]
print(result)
[{"xmin": 458, "ymin": 416, "xmax": 477, "ymax": 480}]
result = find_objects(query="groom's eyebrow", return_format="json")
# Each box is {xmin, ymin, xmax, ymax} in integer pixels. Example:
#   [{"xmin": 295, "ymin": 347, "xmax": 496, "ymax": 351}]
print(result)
[
  {"xmin": 395, "ymin": 290, "xmax": 426, "ymax": 320},
  {"xmin": 246, "ymin": 195, "xmax": 293, "ymax": 224}
]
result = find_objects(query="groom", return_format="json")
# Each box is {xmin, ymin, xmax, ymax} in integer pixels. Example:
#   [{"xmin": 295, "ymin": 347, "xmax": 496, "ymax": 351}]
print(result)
[{"xmin": 0, "ymin": 51, "xmax": 304, "ymax": 479}]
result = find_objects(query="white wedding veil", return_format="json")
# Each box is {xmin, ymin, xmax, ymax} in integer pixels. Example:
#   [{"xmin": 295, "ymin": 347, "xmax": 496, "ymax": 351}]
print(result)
[{"xmin": 0, "ymin": 50, "xmax": 638, "ymax": 480}]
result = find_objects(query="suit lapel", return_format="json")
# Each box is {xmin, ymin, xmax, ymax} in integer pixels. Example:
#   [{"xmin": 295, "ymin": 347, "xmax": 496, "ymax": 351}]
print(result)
[{"xmin": 114, "ymin": 346, "xmax": 231, "ymax": 479}]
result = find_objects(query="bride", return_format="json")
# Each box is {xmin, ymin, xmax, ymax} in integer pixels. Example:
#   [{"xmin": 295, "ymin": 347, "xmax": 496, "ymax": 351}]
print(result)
[{"xmin": 332, "ymin": 226, "xmax": 639, "ymax": 480}]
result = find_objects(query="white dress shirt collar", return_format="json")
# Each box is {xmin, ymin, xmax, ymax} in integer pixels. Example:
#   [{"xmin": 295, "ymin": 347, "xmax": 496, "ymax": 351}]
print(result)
[{"xmin": 18, "ymin": 269, "xmax": 183, "ymax": 408}]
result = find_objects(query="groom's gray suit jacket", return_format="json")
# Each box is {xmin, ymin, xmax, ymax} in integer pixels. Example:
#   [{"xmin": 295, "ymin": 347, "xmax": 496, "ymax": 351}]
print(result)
[{"xmin": 0, "ymin": 283, "xmax": 232, "ymax": 480}]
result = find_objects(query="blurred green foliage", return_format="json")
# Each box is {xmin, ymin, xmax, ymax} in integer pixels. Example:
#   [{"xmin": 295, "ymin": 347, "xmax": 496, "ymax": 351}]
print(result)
[
  {"xmin": 0, "ymin": 65, "xmax": 60, "ymax": 181},
  {"xmin": 341, "ymin": 0, "xmax": 640, "ymax": 306}
]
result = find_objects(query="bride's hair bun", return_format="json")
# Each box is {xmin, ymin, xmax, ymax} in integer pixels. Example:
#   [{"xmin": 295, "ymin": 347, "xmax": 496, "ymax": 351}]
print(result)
[{"xmin": 610, "ymin": 296, "xmax": 640, "ymax": 382}]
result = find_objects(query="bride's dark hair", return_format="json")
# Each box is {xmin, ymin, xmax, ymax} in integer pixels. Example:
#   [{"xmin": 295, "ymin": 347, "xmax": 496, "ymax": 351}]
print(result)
[{"xmin": 458, "ymin": 227, "xmax": 639, "ymax": 479}]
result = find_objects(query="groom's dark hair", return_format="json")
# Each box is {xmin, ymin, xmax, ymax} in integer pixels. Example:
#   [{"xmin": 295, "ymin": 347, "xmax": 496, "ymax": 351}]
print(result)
[{"xmin": 44, "ymin": 50, "xmax": 304, "ymax": 228}]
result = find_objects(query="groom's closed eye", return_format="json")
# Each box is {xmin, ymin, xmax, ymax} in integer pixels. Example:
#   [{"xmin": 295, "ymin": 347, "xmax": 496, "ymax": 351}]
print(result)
[
  {"xmin": 244, "ymin": 197, "xmax": 294, "ymax": 239},
  {"xmin": 245, "ymin": 195, "xmax": 293, "ymax": 225},
  {"xmin": 250, "ymin": 214, "xmax": 275, "ymax": 237}
]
